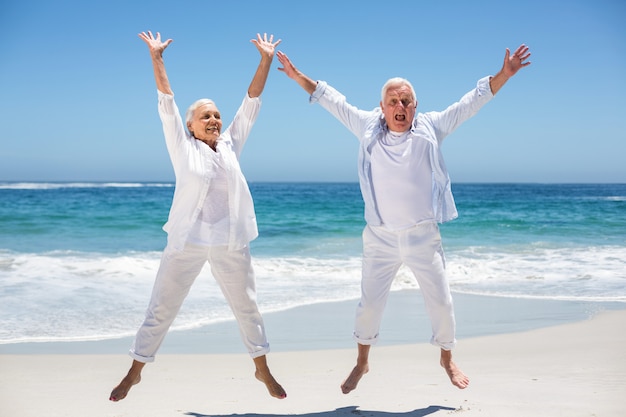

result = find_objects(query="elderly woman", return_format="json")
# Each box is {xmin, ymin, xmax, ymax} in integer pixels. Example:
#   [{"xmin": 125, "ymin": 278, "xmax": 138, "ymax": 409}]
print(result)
[{"xmin": 110, "ymin": 31, "xmax": 285, "ymax": 402}]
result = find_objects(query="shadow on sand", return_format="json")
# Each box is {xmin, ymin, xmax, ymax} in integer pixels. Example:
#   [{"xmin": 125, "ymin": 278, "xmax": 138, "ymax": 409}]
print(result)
[{"xmin": 185, "ymin": 405, "xmax": 457, "ymax": 417}]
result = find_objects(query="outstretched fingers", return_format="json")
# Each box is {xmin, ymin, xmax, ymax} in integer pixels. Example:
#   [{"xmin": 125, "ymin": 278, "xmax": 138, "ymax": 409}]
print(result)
[
  {"xmin": 513, "ymin": 44, "xmax": 532, "ymax": 66},
  {"xmin": 138, "ymin": 30, "xmax": 172, "ymax": 54},
  {"xmin": 251, "ymin": 32, "xmax": 282, "ymax": 58},
  {"xmin": 276, "ymin": 51, "xmax": 295, "ymax": 76}
]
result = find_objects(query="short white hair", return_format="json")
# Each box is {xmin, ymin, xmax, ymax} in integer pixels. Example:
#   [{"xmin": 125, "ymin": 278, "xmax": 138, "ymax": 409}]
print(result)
[
  {"xmin": 381, "ymin": 77, "xmax": 416, "ymax": 103},
  {"xmin": 185, "ymin": 98, "xmax": 216, "ymax": 131}
]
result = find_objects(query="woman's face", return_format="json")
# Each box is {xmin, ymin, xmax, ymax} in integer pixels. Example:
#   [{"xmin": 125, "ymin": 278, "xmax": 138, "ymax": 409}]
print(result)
[{"xmin": 187, "ymin": 102, "xmax": 223, "ymax": 145}]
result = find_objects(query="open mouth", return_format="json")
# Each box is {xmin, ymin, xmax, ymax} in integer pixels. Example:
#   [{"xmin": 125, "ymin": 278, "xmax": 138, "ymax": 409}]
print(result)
[{"xmin": 395, "ymin": 114, "xmax": 406, "ymax": 121}]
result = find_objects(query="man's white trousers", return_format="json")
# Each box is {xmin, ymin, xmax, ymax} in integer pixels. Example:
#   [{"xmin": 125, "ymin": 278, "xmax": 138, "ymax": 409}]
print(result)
[{"xmin": 355, "ymin": 222, "xmax": 457, "ymax": 350}]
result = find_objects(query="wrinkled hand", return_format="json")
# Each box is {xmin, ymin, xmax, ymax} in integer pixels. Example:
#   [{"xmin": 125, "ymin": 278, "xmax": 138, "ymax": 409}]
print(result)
[
  {"xmin": 502, "ymin": 44, "xmax": 531, "ymax": 77},
  {"xmin": 251, "ymin": 33, "xmax": 281, "ymax": 60},
  {"xmin": 138, "ymin": 31, "xmax": 172, "ymax": 57},
  {"xmin": 276, "ymin": 51, "xmax": 297, "ymax": 79}
]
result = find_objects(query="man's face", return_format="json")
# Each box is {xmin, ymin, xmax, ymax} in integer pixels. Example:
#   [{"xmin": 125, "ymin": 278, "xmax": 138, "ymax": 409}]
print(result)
[
  {"xmin": 187, "ymin": 103, "xmax": 223, "ymax": 143},
  {"xmin": 380, "ymin": 84, "xmax": 417, "ymax": 132}
]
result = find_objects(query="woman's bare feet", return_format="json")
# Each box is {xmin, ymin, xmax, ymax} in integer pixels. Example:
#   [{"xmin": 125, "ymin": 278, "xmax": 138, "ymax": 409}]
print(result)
[
  {"xmin": 109, "ymin": 360, "xmax": 145, "ymax": 402},
  {"xmin": 440, "ymin": 349, "xmax": 469, "ymax": 389},
  {"xmin": 253, "ymin": 355, "xmax": 286, "ymax": 399}
]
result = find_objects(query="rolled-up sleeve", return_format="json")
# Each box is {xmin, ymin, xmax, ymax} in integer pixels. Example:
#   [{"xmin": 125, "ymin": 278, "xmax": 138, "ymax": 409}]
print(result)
[
  {"xmin": 309, "ymin": 81, "xmax": 327, "ymax": 104},
  {"xmin": 226, "ymin": 94, "xmax": 261, "ymax": 157}
]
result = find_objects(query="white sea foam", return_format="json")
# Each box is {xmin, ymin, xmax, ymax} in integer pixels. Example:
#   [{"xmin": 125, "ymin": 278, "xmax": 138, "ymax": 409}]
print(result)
[
  {"xmin": 0, "ymin": 182, "xmax": 173, "ymax": 190},
  {"xmin": 1, "ymin": 245, "xmax": 624, "ymax": 344},
  {"xmin": 445, "ymin": 245, "xmax": 626, "ymax": 301}
]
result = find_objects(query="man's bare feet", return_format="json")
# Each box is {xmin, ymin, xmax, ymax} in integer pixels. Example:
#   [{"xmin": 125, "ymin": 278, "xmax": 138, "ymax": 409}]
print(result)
[
  {"xmin": 340, "ymin": 363, "xmax": 369, "ymax": 394},
  {"xmin": 109, "ymin": 360, "xmax": 145, "ymax": 402},
  {"xmin": 341, "ymin": 343, "xmax": 370, "ymax": 394},
  {"xmin": 253, "ymin": 355, "xmax": 286, "ymax": 399},
  {"xmin": 440, "ymin": 349, "xmax": 469, "ymax": 389}
]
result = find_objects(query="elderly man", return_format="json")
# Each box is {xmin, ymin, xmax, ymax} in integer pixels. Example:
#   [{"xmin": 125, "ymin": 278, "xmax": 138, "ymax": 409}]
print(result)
[{"xmin": 276, "ymin": 44, "xmax": 531, "ymax": 393}]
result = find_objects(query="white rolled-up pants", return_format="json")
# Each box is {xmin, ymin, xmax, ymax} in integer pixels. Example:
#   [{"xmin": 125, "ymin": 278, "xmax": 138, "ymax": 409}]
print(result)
[
  {"xmin": 130, "ymin": 243, "xmax": 269, "ymax": 363},
  {"xmin": 354, "ymin": 222, "xmax": 457, "ymax": 350}
]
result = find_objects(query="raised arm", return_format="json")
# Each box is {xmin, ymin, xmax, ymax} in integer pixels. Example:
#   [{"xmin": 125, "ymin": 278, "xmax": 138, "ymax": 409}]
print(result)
[
  {"xmin": 138, "ymin": 31, "xmax": 173, "ymax": 95},
  {"xmin": 247, "ymin": 33, "xmax": 281, "ymax": 98},
  {"xmin": 276, "ymin": 51, "xmax": 318, "ymax": 95},
  {"xmin": 489, "ymin": 44, "xmax": 531, "ymax": 95}
]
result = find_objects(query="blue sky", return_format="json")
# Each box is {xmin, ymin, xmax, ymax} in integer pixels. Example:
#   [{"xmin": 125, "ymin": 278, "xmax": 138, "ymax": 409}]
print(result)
[{"xmin": 1, "ymin": 0, "xmax": 625, "ymax": 183}]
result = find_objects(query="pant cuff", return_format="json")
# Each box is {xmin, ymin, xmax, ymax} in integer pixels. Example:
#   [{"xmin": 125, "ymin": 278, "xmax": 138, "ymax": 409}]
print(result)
[
  {"xmin": 129, "ymin": 349, "xmax": 155, "ymax": 363},
  {"xmin": 430, "ymin": 336, "xmax": 456, "ymax": 351},
  {"xmin": 249, "ymin": 345, "xmax": 270, "ymax": 359},
  {"xmin": 353, "ymin": 332, "xmax": 379, "ymax": 345}
]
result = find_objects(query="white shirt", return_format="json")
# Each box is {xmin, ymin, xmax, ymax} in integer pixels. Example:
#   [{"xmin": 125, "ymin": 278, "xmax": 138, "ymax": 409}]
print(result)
[
  {"xmin": 186, "ymin": 149, "xmax": 230, "ymax": 246},
  {"xmin": 310, "ymin": 76, "xmax": 494, "ymax": 226},
  {"xmin": 157, "ymin": 90, "xmax": 260, "ymax": 251},
  {"xmin": 370, "ymin": 130, "xmax": 433, "ymax": 230}
]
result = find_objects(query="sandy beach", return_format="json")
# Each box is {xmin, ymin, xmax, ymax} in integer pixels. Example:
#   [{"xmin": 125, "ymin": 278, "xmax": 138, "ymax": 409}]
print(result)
[{"xmin": 1, "ymin": 292, "xmax": 625, "ymax": 417}]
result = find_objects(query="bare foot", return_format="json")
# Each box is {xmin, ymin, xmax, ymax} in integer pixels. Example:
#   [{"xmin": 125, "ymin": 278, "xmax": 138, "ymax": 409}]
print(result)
[
  {"xmin": 440, "ymin": 349, "xmax": 469, "ymax": 389},
  {"xmin": 340, "ymin": 363, "xmax": 369, "ymax": 394},
  {"xmin": 109, "ymin": 373, "xmax": 141, "ymax": 401},
  {"xmin": 110, "ymin": 360, "xmax": 145, "ymax": 402},
  {"xmin": 255, "ymin": 368, "xmax": 287, "ymax": 399}
]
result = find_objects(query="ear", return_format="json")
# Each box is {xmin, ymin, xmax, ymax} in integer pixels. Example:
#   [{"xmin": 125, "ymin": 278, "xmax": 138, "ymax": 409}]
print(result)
[
  {"xmin": 187, "ymin": 121, "xmax": 193, "ymax": 134},
  {"xmin": 380, "ymin": 100, "xmax": 384, "ymax": 111}
]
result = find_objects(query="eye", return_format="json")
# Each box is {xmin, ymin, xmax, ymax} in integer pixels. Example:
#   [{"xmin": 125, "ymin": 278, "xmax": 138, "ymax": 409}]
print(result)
[{"xmin": 401, "ymin": 99, "xmax": 412, "ymax": 107}]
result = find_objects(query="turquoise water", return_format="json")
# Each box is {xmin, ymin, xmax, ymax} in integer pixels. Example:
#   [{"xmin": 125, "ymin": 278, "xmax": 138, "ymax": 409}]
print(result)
[{"xmin": 1, "ymin": 182, "xmax": 624, "ymax": 343}]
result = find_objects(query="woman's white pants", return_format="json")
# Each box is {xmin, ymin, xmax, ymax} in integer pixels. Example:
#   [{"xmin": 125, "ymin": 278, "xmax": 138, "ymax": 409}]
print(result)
[
  {"xmin": 130, "ymin": 243, "xmax": 269, "ymax": 363},
  {"xmin": 355, "ymin": 222, "xmax": 457, "ymax": 350}
]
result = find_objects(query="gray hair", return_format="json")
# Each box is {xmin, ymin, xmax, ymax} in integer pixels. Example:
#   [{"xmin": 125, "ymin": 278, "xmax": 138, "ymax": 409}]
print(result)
[
  {"xmin": 185, "ymin": 98, "xmax": 216, "ymax": 133},
  {"xmin": 380, "ymin": 77, "xmax": 416, "ymax": 103}
]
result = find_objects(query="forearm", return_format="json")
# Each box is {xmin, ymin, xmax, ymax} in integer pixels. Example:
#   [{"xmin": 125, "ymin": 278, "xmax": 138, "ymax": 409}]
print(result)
[
  {"xmin": 488, "ymin": 69, "xmax": 510, "ymax": 95},
  {"xmin": 151, "ymin": 53, "xmax": 173, "ymax": 95},
  {"xmin": 248, "ymin": 56, "xmax": 272, "ymax": 98},
  {"xmin": 291, "ymin": 69, "xmax": 317, "ymax": 95}
]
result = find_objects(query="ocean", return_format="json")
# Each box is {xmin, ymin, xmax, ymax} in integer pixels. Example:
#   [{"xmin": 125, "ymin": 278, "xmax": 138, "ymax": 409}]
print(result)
[{"xmin": 1, "ymin": 182, "xmax": 625, "ymax": 345}]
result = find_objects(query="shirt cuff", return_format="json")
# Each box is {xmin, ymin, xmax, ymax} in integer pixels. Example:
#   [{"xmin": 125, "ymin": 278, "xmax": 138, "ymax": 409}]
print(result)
[
  {"xmin": 157, "ymin": 89, "xmax": 177, "ymax": 116},
  {"xmin": 477, "ymin": 76, "xmax": 494, "ymax": 97},
  {"xmin": 309, "ymin": 81, "xmax": 326, "ymax": 104},
  {"xmin": 245, "ymin": 93, "xmax": 262, "ymax": 104}
]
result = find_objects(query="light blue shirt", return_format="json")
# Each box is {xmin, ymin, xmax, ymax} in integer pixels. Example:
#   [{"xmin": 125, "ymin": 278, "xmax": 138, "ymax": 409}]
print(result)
[
  {"xmin": 157, "ymin": 91, "xmax": 260, "ymax": 251},
  {"xmin": 310, "ymin": 76, "xmax": 494, "ymax": 225}
]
